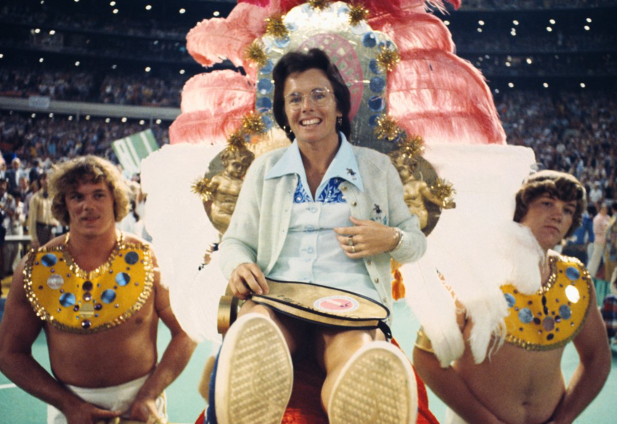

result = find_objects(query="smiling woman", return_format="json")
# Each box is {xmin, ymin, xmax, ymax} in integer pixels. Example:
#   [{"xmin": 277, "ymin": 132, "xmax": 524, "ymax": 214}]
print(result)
[{"xmin": 212, "ymin": 48, "xmax": 432, "ymax": 424}]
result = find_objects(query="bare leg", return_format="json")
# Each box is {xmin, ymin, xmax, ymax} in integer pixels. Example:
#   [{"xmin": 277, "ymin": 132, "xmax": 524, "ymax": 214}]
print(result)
[
  {"xmin": 316, "ymin": 328, "xmax": 386, "ymax": 412},
  {"xmin": 239, "ymin": 300, "xmax": 309, "ymax": 356}
]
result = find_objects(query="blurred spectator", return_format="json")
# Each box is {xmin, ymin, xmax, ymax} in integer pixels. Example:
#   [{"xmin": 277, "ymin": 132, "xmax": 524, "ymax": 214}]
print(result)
[
  {"xmin": 563, "ymin": 204, "xmax": 595, "ymax": 264},
  {"xmin": 4, "ymin": 158, "xmax": 26, "ymax": 197},
  {"xmin": 27, "ymin": 172, "xmax": 56, "ymax": 249},
  {"xmin": 589, "ymin": 181, "xmax": 604, "ymax": 206},
  {"xmin": 0, "ymin": 178, "xmax": 13, "ymax": 280},
  {"xmin": 605, "ymin": 203, "xmax": 617, "ymax": 285},
  {"xmin": 589, "ymin": 204, "xmax": 611, "ymax": 277}
]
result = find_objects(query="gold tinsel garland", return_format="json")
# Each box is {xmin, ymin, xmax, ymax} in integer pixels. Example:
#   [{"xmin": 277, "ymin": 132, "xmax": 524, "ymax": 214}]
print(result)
[
  {"xmin": 376, "ymin": 46, "xmax": 401, "ymax": 72},
  {"xmin": 245, "ymin": 40, "xmax": 268, "ymax": 67},
  {"xmin": 192, "ymin": 178, "xmax": 213, "ymax": 202},
  {"xmin": 430, "ymin": 178, "xmax": 456, "ymax": 208},
  {"xmin": 227, "ymin": 130, "xmax": 247, "ymax": 151},
  {"xmin": 241, "ymin": 112, "xmax": 266, "ymax": 135},
  {"xmin": 265, "ymin": 15, "xmax": 289, "ymax": 39},
  {"xmin": 308, "ymin": 0, "xmax": 331, "ymax": 11},
  {"xmin": 348, "ymin": 4, "xmax": 370, "ymax": 26},
  {"xmin": 374, "ymin": 115, "xmax": 401, "ymax": 141},
  {"xmin": 397, "ymin": 134, "xmax": 425, "ymax": 159}
]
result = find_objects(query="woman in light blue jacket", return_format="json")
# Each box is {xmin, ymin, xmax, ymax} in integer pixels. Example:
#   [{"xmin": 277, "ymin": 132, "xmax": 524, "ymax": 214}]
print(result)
[{"xmin": 214, "ymin": 48, "xmax": 427, "ymax": 424}]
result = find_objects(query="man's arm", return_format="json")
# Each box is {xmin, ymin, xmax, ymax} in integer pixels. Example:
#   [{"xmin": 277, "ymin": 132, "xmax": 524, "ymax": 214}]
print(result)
[
  {"xmin": 546, "ymin": 283, "xmax": 611, "ymax": 424},
  {"xmin": 128, "ymin": 261, "xmax": 197, "ymax": 421},
  {"xmin": 413, "ymin": 348, "xmax": 506, "ymax": 424},
  {"xmin": 0, "ymin": 256, "xmax": 121, "ymax": 424},
  {"xmin": 413, "ymin": 311, "xmax": 507, "ymax": 424}
]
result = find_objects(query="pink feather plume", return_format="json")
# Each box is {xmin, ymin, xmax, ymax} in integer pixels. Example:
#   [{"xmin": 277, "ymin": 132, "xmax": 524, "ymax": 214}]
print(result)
[
  {"xmin": 180, "ymin": 70, "xmax": 256, "ymax": 115},
  {"xmin": 388, "ymin": 50, "xmax": 506, "ymax": 145},
  {"xmin": 186, "ymin": 3, "xmax": 268, "ymax": 68},
  {"xmin": 371, "ymin": 12, "xmax": 454, "ymax": 54},
  {"xmin": 169, "ymin": 106, "xmax": 254, "ymax": 146}
]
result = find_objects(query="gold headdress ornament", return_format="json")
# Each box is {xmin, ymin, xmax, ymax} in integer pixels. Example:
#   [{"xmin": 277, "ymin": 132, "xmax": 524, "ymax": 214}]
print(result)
[
  {"xmin": 265, "ymin": 14, "xmax": 289, "ymax": 39},
  {"xmin": 430, "ymin": 178, "xmax": 456, "ymax": 208},
  {"xmin": 245, "ymin": 40, "xmax": 268, "ymax": 67},
  {"xmin": 226, "ymin": 130, "xmax": 248, "ymax": 151},
  {"xmin": 241, "ymin": 111, "xmax": 267, "ymax": 135},
  {"xmin": 192, "ymin": 177, "xmax": 213, "ymax": 202},
  {"xmin": 192, "ymin": 127, "xmax": 254, "ymax": 203},
  {"xmin": 376, "ymin": 45, "xmax": 401, "ymax": 72},
  {"xmin": 374, "ymin": 115, "xmax": 402, "ymax": 141},
  {"xmin": 308, "ymin": 0, "xmax": 331, "ymax": 11},
  {"xmin": 397, "ymin": 134, "xmax": 425, "ymax": 159},
  {"xmin": 348, "ymin": 4, "xmax": 370, "ymax": 26}
]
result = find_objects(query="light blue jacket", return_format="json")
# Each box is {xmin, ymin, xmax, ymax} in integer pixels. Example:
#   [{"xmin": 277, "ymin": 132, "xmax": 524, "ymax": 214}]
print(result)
[{"xmin": 219, "ymin": 143, "xmax": 427, "ymax": 315}]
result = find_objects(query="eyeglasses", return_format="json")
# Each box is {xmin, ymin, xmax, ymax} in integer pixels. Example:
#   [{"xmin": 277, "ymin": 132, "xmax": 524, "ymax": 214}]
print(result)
[{"xmin": 285, "ymin": 88, "xmax": 332, "ymax": 110}]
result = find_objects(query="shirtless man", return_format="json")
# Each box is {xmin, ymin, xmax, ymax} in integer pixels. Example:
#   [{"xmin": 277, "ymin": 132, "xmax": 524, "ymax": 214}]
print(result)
[
  {"xmin": 414, "ymin": 170, "xmax": 611, "ymax": 424},
  {"xmin": 205, "ymin": 147, "xmax": 254, "ymax": 234},
  {"xmin": 0, "ymin": 156, "xmax": 196, "ymax": 424}
]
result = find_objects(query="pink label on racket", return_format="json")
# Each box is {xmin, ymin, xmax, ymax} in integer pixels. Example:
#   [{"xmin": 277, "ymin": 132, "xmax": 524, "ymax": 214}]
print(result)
[{"xmin": 314, "ymin": 295, "xmax": 359, "ymax": 313}]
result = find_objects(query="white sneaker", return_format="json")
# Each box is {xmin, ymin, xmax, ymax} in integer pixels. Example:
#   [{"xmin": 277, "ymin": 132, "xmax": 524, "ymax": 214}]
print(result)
[
  {"xmin": 328, "ymin": 341, "xmax": 418, "ymax": 424},
  {"xmin": 214, "ymin": 313, "xmax": 293, "ymax": 424}
]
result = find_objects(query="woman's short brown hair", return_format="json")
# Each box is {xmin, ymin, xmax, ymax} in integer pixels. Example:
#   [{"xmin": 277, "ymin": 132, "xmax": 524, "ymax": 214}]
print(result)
[
  {"xmin": 49, "ymin": 156, "xmax": 130, "ymax": 225},
  {"xmin": 514, "ymin": 170, "xmax": 586, "ymax": 239}
]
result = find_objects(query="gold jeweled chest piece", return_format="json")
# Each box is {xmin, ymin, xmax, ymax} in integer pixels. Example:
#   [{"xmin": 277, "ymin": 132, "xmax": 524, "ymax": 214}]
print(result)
[
  {"xmin": 24, "ymin": 234, "xmax": 154, "ymax": 334},
  {"xmin": 501, "ymin": 255, "xmax": 591, "ymax": 351}
]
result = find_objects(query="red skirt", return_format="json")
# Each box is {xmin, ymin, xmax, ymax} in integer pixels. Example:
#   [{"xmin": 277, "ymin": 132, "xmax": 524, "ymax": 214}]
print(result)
[{"xmin": 195, "ymin": 340, "xmax": 439, "ymax": 424}]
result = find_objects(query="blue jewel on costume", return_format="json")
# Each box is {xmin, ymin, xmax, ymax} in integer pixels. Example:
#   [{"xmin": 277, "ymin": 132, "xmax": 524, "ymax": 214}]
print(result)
[
  {"xmin": 125, "ymin": 251, "xmax": 139, "ymax": 265},
  {"xmin": 559, "ymin": 304, "xmax": 572, "ymax": 320},
  {"xmin": 565, "ymin": 266, "xmax": 580, "ymax": 281},
  {"xmin": 274, "ymin": 35, "xmax": 290, "ymax": 48},
  {"xmin": 115, "ymin": 272, "xmax": 131, "ymax": 286},
  {"xmin": 260, "ymin": 60, "xmax": 274, "ymax": 74},
  {"xmin": 257, "ymin": 78, "xmax": 273, "ymax": 95},
  {"xmin": 505, "ymin": 293, "xmax": 516, "ymax": 308},
  {"xmin": 59, "ymin": 292, "xmax": 76, "ymax": 307},
  {"xmin": 518, "ymin": 308, "xmax": 533, "ymax": 324},
  {"xmin": 369, "ymin": 77, "xmax": 386, "ymax": 93},
  {"xmin": 42, "ymin": 253, "xmax": 58, "ymax": 267},
  {"xmin": 369, "ymin": 59, "xmax": 382, "ymax": 74},
  {"xmin": 256, "ymin": 97, "xmax": 272, "ymax": 113},
  {"xmin": 362, "ymin": 32, "xmax": 377, "ymax": 48},
  {"xmin": 368, "ymin": 96, "xmax": 385, "ymax": 112},
  {"xmin": 101, "ymin": 289, "xmax": 117, "ymax": 304}
]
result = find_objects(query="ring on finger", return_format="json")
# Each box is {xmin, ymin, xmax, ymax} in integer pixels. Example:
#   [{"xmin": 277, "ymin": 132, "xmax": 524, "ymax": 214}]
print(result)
[
  {"xmin": 348, "ymin": 236, "xmax": 354, "ymax": 246},
  {"xmin": 351, "ymin": 245, "xmax": 356, "ymax": 253}
]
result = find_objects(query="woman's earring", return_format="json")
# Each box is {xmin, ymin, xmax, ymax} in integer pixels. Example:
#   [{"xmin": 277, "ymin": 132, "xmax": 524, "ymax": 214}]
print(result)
[{"xmin": 337, "ymin": 116, "xmax": 342, "ymax": 125}]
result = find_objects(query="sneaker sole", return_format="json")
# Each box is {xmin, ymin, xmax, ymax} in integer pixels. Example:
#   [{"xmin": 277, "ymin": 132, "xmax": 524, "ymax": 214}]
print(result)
[
  {"xmin": 215, "ymin": 313, "xmax": 293, "ymax": 424},
  {"xmin": 329, "ymin": 341, "xmax": 418, "ymax": 424}
]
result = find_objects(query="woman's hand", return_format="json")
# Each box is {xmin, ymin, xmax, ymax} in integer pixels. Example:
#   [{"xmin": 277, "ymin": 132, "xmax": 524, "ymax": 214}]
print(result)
[
  {"xmin": 229, "ymin": 263, "xmax": 269, "ymax": 300},
  {"xmin": 334, "ymin": 216, "xmax": 399, "ymax": 258}
]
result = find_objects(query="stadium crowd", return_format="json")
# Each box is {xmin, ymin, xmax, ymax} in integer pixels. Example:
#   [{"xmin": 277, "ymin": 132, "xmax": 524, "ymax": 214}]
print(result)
[
  {"xmin": 0, "ymin": 65, "xmax": 186, "ymax": 107},
  {"xmin": 460, "ymin": 0, "xmax": 617, "ymax": 10},
  {"xmin": 0, "ymin": 110, "xmax": 170, "ymax": 164}
]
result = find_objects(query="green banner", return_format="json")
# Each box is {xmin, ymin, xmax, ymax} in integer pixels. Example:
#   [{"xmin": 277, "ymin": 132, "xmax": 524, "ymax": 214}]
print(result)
[{"xmin": 112, "ymin": 129, "xmax": 159, "ymax": 175}]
